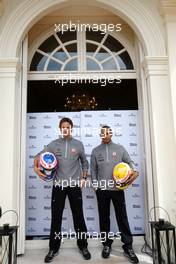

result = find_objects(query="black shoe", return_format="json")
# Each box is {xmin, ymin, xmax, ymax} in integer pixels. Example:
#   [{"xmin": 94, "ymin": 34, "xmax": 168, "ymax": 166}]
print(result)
[
  {"xmin": 44, "ymin": 249, "xmax": 59, "ymax": 263},
  {"xmin": 123, "ymin": 247, "xmax": 139, "ymax": 263},
  {"xmin": 80, "ymin": 247, "xmax": 91, "ymax": 260},
  {"xmin": 102, "ymin": 245, "xmax": 111, "ymax": 258}
]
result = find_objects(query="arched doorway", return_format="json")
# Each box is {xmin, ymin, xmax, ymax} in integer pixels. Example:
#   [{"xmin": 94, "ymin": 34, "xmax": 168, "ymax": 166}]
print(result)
[{"xmin": 26, "ymin": 25, "xmax": 143, "ymax": 241}]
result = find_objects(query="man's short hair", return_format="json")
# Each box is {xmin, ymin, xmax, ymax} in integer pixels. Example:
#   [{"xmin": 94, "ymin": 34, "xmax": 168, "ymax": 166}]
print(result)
[
  {"xmin": 101, "ymin": 125, "xmax": 113, "ymax": 135},
  {"xmin": 101, "ymin": 125, "xmax": 111, "ymax": 130},
  {"xmin": 59, "ymin": 117, "xmax": 73, "ymax": 128}
]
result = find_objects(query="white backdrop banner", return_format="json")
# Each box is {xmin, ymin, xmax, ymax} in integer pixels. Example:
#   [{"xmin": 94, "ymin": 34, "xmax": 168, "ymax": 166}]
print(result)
[{"xmin": 26, "ymin": 110, "xmax": 145, "ymax": 236}]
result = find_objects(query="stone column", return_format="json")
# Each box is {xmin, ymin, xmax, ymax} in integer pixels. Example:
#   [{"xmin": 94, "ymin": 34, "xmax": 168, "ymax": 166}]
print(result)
[{"xmin": 142, "ymin": 56, "xmax": 176, "ymax": 223}]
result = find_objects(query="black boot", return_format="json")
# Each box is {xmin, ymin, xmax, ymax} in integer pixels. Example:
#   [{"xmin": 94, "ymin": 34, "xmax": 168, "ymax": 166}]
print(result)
[
  {"xmin": 44, "ymin": 249, "xmax": 59, "ymax": 263},
  {"xmin": 122, "ymin": 245, "xmax": 139, "ymax": 263},
  {"xmin": 80, "ymin": 247, "xmax": 91, "ymax": 260},
  {"xmin": 102, "ymin": 245, "xmax": 111, "ymax": 258}
]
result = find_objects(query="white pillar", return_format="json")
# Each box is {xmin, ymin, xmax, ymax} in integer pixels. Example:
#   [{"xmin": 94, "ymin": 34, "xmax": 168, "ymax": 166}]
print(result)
[
  {"xmin": 0, "ymin": 58, "xmax": 23, "ymax": 251},
  {"xmin": 142, "ymin": 57, "xmax": 176, "ymax": 224},
  {"xmin": 163, "ymin": 1, "xmax": 176, "ymax": 142}
]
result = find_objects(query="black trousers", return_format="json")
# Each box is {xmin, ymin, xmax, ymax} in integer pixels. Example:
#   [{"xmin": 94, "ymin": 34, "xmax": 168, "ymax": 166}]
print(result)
[
  {"xmin": 96, "ymin": 189, "xmax": 133, "ymax": 249},
  {"xmin": 49, "ymin": 185, "xmax": 88, "ymax": 251}
]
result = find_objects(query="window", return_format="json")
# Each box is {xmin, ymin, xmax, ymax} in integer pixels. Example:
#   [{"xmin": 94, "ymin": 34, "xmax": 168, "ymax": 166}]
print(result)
[{"xmin": 30, "ymin": 29, "xmax": 134, "ymax": 72}]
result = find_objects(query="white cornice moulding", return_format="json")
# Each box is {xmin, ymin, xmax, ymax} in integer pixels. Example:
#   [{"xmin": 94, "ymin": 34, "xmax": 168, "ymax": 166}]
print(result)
[
  {"xmin": 0, "ymin": 58, "xmax": 22, "ymax": 70},
  {"xmin": 162, "ymin": 0, "xmax": 176, "ymax": 21},
  {"xmin": 142, "ymin": 56, "xmax": 168, "ymax": 78},
  {"xmin": 0, "ymin": 58, "xmax": 22, "ymax": 78}
]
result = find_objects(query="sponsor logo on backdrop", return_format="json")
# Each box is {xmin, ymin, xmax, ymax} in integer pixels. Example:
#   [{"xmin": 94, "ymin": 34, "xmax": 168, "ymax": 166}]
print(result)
[
  {"xmin": 44, "ymin": 206, "xmax": 51, "ymax": 210},
  {"xmin": 86, "ymin": 205, "xmax": 95, "ymax": 210},
  {"xmin": 44, "ymin": 195, "xmax": 51, "ymax": 199},
  {"xmin": 99, "ymin": 114, "xmax": 106, "ymax": 118},
  {"xmin": 73, "ymin": 124, "xmax": 80, "ymax": 128},
  {"xmin": 29, "ymin": 145, "xmax": 37, "ymax": 149},
  {"xmin": 129, "ymin": 113, "xmax": 136, "ymax": 117},
  {"xmin": 114, "ymin": 114, "xmax": 122, "ymax": 117},
  {"xmin": 87, "ymin": 228, "xmax": 96, "ymax": 232},
  {"xmin": 85, "ymin": 123, "xmax": 92, "ymax": 127},
  {"xmin": 85, "ymin": 143, "xmax": 93, "ymax": 147},
  {"xmin": 43, "ymin": 135, "xmax": 51, "ymax": 139},
  {"xmin": 28, "ymin": 185, "xmax": 37, "ymax": 189},
  {"xmin": 29, "ymin": 196, "xmax": 37, "ymax": 199},
  {"xmin": 132, "ymin": 183, "xmax": 140, "ymax": 187},
  {"xmin": 132, "ymin": 205, "xmax": 141, "ymax": 209},
  {"xmin": 132, "ymin": 193, "xmax": 141, "ymax": 198},
  {"xmin": 73, "ymin": 114, "xmax": 80, "ymax": 118},
  {"xmin": 29, "ymin": 136, "xmax": 37, "ymax": 139},
  {"xmin": 58, "ymin": 115, "xmax": 65, "ymax": 119},
  {"xmin": 84, "ymin": 114, "xmax": 92, "ymax": 118},
  {"xmin": 86, "ymin": 217, "xmax": 95, "ymax": 221},
  {"xmin": 130, "ymin": 143, "xmax": 137, "ymax": 146},
  {"xmin": 44, "ymin": 115, "xmax": 51, "ymax": 119},
  {"xmin": 28, "ymin": 206, "xmax": 37, "ymax": 210},
  {"xmin": 134, "ymin": 227, "xmax": 143, "ymax": 231},
  {"xmin": 28, "ymin": 228, "xmax": 36, "ymax": 232},
  {"xmin": 86, "ymin": 195, "xmax": 95, "ymax": 199},
  {"xmin": 61, "ymin": 227, "xmax": 67, "ymax": 232},
  {"xmin": 43, "ymin": 125, "xmax": 52, "ymax": 129},
  {"xmin": 129, "ymin": 132, "xmax": 137, "ymax": 137},
  {"xmin": 134, "ymin": 215, "xmax": 142, "ymax": 220},
  {"xmin": 29, "ymin": 155, "xmax": 35, "ymax": 159},
  {"xmin": 129, "ymin": 123, "xmax": 136, "ymax": 127},
  {"xmin": 43, "ymin": 217, "xmax": 51, "ymax": 221},
  {"xmin": 29, "ymin": 116, "xmax": 37, "ymax": 119},
  {"xmin": 130, "ymin": 152, "xmax": 138, "ymax": 157},
  {"xmin": 29, "ymin": 125, "xmax": 37, "ymax": 129},
  {"xmin": 29, "ymin": 175, "xmax": 37, "ymax": 179},
  {"xmin": 85, "ymin": 134, "xmax": 93, "ymax": 137},
  {"xmin": 114, "ymin": 123, "xmax": 122, "ymax": 127},
  {"xmin": 28, "ymin": 217, "xmax": 36, "ymax": 221},
  {"xmin": 44, "ymin": 185, "xmax": 52, "ymax": 189},
  {"xmin": 43, "ymin": 228, "xmax": 50, "ymax": 232},
  {"xmin": 114, "ymin": 133, "xmax": 122, "ymax": 137}
]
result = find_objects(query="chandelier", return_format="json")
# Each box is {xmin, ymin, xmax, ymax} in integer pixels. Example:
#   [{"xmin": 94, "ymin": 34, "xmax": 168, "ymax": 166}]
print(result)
[{"xmin": 64, "ymin": 93, "xmax": 98, "ymax": 110}]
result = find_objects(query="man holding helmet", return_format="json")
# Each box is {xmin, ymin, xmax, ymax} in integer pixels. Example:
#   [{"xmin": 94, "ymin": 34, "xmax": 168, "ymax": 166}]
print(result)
[
  {"xmin": 34, "ymin": 117, "xmax": 91, "ymax": 263},
  {"xmin": 90, "ymin": 125, "xmax": 139, "ymax": 263}
]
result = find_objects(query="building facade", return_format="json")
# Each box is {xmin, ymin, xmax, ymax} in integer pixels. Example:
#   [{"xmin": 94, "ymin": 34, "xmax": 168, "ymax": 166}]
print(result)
[{"xmin": 0, "ymin": 0, "xmax": 176, "ymax": 254}]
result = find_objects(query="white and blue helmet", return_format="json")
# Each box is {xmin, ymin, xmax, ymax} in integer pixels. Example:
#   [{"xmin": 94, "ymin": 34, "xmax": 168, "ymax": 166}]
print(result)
[{"xmin": 39, "ymin": 152, "xmax": 57, "ymax": 181}]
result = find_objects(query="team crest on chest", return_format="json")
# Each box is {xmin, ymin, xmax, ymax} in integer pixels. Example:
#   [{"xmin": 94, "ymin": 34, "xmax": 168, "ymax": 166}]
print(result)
[{"xmin": 71, "ymin": 148, "xmax": 76, "ymax": 153}]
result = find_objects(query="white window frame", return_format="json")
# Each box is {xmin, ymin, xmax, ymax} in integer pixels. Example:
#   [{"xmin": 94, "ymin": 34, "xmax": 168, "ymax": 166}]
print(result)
[{"xmin": 28, "ymin": 29, "xmax": 136, "ymax": 80}]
